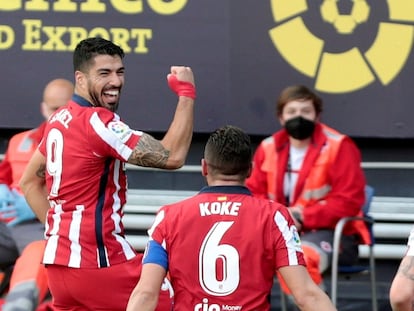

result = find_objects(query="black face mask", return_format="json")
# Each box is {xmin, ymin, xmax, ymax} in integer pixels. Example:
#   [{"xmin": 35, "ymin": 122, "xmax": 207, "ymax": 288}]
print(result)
[{"xmin": 284, "ymin": 116, "xmax": 315, "ymax": 140}]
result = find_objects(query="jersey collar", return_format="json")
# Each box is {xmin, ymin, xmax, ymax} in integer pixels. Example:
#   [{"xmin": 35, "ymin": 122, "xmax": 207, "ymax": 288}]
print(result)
[
  {"xmin": 199, "ymin": 185, "xmax": 252, "ymax": 196},
  {"xmin": 72, "ymin": 94, "xmax": 93, "ymax": 107}
]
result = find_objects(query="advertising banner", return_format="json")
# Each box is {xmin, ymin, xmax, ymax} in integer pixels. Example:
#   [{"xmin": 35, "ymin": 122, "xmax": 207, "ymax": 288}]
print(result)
[{"xmin": 1, "ymin": 0, "xmax": 414, "ymax": 138}]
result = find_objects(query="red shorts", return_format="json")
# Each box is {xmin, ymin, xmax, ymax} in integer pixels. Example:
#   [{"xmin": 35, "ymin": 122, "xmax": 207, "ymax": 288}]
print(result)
[{"xmin": 47, "ymin": 254, "xmax": 173, "ymax": 311}]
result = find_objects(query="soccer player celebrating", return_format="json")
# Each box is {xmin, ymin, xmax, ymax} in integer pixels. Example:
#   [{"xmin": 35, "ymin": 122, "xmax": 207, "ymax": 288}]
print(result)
[
  {"xmin": 19, "ymin": 37, "xmax": 195, "ymax": 310},
  {"xmin": 127, "ymin": 125, "xmax": 337, "ymax": 311}
]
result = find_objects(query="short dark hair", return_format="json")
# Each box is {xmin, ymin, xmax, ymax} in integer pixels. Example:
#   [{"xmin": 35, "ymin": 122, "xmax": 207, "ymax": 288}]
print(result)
[
  {"xmin": 204, "ymin": 125, "xmax": 252, "ymax": 178},
  {"xmin": 73, "ymin": 37, "xmax": 125, "ymax": 72},
  {"xmin": 276, "ymin": 85, "xmax": 323, "ymax": 116}
]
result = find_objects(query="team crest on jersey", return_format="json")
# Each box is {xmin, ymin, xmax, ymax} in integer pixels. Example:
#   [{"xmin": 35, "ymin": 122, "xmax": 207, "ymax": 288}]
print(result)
[{"xmin": 108, "ymin": 121, "xmax": 133, "ymax": 143}]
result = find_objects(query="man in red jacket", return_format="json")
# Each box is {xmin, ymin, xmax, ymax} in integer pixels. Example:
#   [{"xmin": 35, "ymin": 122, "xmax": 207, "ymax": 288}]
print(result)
[{"xmin": 246, "ymin": 85, "xmax": 369, "ymax": 295}]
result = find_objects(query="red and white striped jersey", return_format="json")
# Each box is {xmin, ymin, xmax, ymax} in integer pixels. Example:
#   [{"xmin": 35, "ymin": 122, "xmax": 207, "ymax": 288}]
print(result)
[
  {"xmin": 147, "ymin": 185, "xmax": 305, "ymax": 310},
  {"xmin": 38, "ymin": 95, "xmax": 142, "ymax": 268}
]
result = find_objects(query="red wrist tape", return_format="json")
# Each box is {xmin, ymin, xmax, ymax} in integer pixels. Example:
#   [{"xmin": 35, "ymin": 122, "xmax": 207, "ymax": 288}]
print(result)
[{"xmin": 167, "ymin": 75, "xmax": 196, "ymax": 99}]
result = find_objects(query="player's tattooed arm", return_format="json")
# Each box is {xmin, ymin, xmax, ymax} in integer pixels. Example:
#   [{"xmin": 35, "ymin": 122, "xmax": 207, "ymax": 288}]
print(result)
[
  {"xmin": 19, "ymin": 150, "xmax": 49, "ymax": 224},
  {"xmin": 128, "ymin": 133, "xmax": 170, "ymax": 168},
  {"xmin": 36, "ymin": 164, "xmax": 46, "ymax": 179},
  {"xmin": 397, "ymin": 256, "xmax": 414, "ymax": 281},
  {"xmin": 391, "ymin": 256, "xmax": 414, "ymax": 311}
]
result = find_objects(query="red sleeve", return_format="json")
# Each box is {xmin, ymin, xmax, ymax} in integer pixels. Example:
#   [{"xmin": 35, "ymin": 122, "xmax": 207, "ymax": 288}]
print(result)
[
  {"xmin": 245, "ymin": 143, "xmax": 269, "ymax": 199},
  {"xmin": 272, "ymin": 203, "xmax": 306, "ymax": 268},
  {"xmin": 0, "ymin": 149, "xmax": 13, "ymax": 185},
  {"xmin": 89, "ymin": 109, "xmax": 141, "ymax": 161},
  {"xmin": 302, "ymin": 137, "xmax": 366, "ymax": 230}
]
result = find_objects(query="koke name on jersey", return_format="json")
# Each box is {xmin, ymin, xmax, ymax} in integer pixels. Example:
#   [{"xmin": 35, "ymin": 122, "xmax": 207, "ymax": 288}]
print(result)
[{"xmin": 199, "ymin": 201, "xmax": 241, "ymax": 217}]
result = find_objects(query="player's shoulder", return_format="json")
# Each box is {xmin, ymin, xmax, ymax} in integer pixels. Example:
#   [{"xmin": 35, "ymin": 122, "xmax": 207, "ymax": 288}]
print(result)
[
  {"xmin": 70, "ymin": 104, "xmax": 123, "ymax": 132},
  {"xmin": 158, "ymin": 193, "xmax": 209, "ymax": 220},
  {"xmin": 163, "ymin": 194, "xmax": 197, "ymax": 210},
  {"xmin": 67, "ymin": 101, "xmax": 113, "ymax": 117},
  {"xmin": 249, "ymin": 196, "xmax": 290, "ymax": 219},
  {"xmin": 248, "ymin": 194, "xmax": 285, "ymax": 209}
]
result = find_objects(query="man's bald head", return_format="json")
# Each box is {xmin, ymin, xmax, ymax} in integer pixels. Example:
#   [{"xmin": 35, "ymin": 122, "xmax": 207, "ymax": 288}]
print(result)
[{"xmin": 41, "ymin": 78, "xmax": 74, "ymax": 119}]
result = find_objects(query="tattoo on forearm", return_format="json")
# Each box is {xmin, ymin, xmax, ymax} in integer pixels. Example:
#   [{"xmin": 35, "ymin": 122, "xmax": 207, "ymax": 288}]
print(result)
[
  {"xmin": 398, "ymin": 257, "xmax": 414, "ymax": 281},
  {"xmin": 130, "ymin": 134, "xmax": 169, "ymax": 168},
  {"xmin": 36, "ymin": 164, "xmax": 46, "ymax": 179}
]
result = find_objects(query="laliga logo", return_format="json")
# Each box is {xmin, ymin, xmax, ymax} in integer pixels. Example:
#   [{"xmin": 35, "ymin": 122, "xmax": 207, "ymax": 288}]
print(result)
[
  {"xmin": 320, "ymin": 0, "xmax": 370, "ymax": 34},
  {"xmin": 268, "ymin": 0, "xmax": 414, "ymax": 93}
]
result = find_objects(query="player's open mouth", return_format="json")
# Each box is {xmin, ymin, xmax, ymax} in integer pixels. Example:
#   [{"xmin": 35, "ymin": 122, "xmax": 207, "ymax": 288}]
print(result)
[
  {"xmin": 103, "ymin": 90, "xmax": 119, "ymax": 98},
  {"xmin": 103, "ymin": 90, "xmax": 120, "ymax": 107}
]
